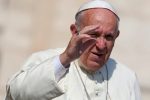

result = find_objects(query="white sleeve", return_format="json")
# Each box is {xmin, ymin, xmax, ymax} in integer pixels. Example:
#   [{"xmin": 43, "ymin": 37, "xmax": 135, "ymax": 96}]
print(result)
[
  {"xmin": 52, "ymin": 55, "xmax": 69, "ymax": 82},
  {"xmin": 5, "ymin": 53, "xmax": 67, "ymax": 100}
]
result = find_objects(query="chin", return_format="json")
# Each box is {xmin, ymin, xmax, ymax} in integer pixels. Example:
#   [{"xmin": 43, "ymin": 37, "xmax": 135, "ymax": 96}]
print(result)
[{"xmin": 85, "ymin": 60, "xmax": 104, "ymax": 72}]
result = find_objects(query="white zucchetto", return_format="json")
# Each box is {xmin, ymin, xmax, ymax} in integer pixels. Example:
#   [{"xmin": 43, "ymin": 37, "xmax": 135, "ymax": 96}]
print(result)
[{"xmin": 75, "ymin": 0, "xmax": 119, "ymax": 20}]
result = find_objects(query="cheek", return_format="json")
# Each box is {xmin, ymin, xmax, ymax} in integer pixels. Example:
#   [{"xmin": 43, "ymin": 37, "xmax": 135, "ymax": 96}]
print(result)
[
  {"xmin": 108, "ymin": 43, "xmax": 114, "ymax": 50},
  {"xmin": 106, "ymin": 42, "xmax": 114, "ymax": 55}
]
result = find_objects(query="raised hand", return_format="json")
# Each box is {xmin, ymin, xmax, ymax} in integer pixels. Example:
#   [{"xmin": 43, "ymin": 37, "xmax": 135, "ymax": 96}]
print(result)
[{"xmin": 60, "ymin": 25, "xmax": 99, "ymax": 67}]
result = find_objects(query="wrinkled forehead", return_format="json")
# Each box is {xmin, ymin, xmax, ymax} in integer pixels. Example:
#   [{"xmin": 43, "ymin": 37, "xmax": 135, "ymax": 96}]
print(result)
[
  {"xmin": 76, "ymin": 8, "xmax": 119, "ymax": 33},
  {"xmin": 80, "ymin": 8, "xmax": 118, "ymax": 23},
  {"xmin": 75, "ymin": 0, "xmax": 119, "ymax": 20}
]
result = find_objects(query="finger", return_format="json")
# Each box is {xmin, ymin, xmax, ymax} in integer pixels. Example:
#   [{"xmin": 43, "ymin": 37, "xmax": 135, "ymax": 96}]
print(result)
[
  {"xmin": 71, "ymin": 33, "xmax": 96, "ymax": 50},
  {"xmin": 80, "ymin": 38, "xmax": 96, "ymax": 54},
  {"xmin": 76, "ymin": 34, "xmax": 96, "ymax": 51},
  {"xmin": 75, "ymin": 33, "xmax": 91, "ymax": 44},
  {"xmin": 79, "ymin": 24, "xmax": 99, "ymax": 35},
  {"xmin": 77, "ymin": 33, "xmax": 97, "ymax": 43}
]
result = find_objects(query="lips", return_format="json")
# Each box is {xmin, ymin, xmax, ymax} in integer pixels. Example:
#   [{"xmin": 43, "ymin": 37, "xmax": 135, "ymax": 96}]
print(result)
[{"xmin": 92, "ymin": 52, "xmax": 105, "ymax": 57}]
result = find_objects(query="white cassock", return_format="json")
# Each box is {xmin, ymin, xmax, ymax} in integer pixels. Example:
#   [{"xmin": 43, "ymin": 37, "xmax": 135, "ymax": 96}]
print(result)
[{"xmin": 5, "ymin": 48, "xmax": 141, "ymax": 100}]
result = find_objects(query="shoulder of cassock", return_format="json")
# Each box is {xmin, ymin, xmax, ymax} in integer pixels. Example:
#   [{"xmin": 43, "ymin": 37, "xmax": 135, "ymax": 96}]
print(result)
[{"xmin": 107, "ymin": 58, "xmax": 137, "ymax": 79}]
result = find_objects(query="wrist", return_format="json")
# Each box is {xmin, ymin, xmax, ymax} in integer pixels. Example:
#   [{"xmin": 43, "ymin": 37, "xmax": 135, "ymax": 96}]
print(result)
[{"xmin": 59, "ymin": 52, "xmax": 71, "ymax": 68}]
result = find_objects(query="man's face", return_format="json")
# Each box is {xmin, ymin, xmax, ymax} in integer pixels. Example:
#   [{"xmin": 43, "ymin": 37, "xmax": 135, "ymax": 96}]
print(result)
[{"xmin": 78, "ymin": 9, "xmax": 119, "ymax": 72}]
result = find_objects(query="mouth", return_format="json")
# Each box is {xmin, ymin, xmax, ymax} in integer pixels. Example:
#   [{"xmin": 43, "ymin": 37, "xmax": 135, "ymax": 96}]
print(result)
[{"xmin": 92, "ymin": 52, "xmax": 105, "ymax": 57}]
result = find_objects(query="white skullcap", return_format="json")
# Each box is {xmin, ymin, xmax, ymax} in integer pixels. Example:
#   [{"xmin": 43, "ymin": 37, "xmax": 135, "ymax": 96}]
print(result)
[{"xmin": 75, "ymin": 0, "xmax": 119, "ymax": 20}]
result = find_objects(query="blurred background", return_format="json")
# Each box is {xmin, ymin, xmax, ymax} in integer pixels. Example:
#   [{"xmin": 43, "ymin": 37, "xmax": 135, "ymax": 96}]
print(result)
[{"xmin": 0, "ymin": 0, "xmax": 150, "ymax": 99}]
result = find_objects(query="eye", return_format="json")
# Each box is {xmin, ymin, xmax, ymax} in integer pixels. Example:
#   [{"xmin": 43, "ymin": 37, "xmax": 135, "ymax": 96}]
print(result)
[
  {"xmin": 105, "ymin": 34, "xmax": 114, "ymax": 41},
  {"xmin": 90, "ymin": 34, "xmax": 98, "ymax": 38},
  {"xmin": 88, "ymin": 32, "xmax": 99, "ymax": 38}
]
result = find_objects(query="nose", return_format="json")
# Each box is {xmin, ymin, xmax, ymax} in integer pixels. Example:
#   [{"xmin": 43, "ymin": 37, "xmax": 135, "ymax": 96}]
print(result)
[{"xmin": 95, "ymin": 37, "xmax": 106, "ymax": 50}]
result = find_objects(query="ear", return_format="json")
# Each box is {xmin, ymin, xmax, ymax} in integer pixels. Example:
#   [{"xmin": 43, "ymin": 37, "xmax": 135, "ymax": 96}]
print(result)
[
  {"xmin": 115, "ymin": 30, "xmax": 120, "ymax": 38},
  {"xmin": 70, "ymin": 24, "xmax": 78, "ymax": 35}
]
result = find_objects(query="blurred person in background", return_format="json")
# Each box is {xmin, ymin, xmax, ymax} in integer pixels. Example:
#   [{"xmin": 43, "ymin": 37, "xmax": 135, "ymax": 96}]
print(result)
[{"xmin": 5, "ymin": 0, "xmax": 141, "ymax": 100}]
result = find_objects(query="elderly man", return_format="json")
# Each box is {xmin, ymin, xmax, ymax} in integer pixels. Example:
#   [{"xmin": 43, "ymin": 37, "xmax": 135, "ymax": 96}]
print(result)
[{"xmin": 5, "ymin": 0, "xmax": 141, "ymax": 100}]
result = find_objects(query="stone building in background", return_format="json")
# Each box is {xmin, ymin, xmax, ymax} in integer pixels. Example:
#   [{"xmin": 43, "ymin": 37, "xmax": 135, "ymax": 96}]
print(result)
[{"xmin": 0, "ymin": 0, "xmax": 150, "ymax": 99}]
